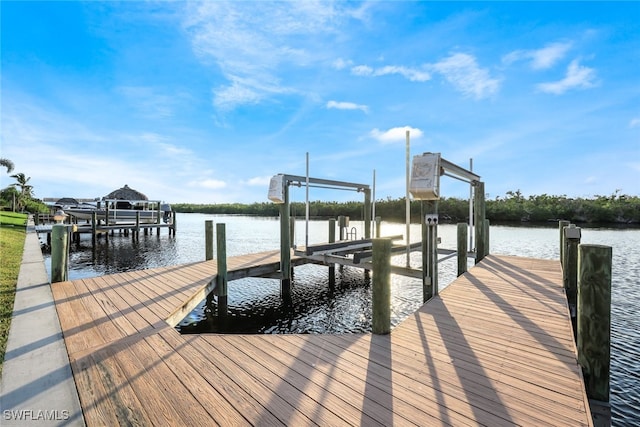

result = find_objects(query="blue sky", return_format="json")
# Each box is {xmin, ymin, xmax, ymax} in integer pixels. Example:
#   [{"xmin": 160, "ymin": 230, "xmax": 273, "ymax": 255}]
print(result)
[{"xmin": 2, "ymin": 1, "xmax": 639, "ymax": 204}]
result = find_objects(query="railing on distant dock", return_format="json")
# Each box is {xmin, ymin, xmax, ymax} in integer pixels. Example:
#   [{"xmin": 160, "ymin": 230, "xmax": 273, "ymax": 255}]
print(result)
[{"xmin": 46, "ymin": 210, "xmax": 176, "ymax": 281}]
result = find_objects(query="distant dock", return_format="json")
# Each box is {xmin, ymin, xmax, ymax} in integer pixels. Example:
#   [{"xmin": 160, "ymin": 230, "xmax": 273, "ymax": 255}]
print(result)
[
  {"xmin": 35, "ymin": 212, "xmax": 175, "ymax": 247},
  {"xmin": 49, "ymin": 252, "xmax": 593, "ymax": 426}
]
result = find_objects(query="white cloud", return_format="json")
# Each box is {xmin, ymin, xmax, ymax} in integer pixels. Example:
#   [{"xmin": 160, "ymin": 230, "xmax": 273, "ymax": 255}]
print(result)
[
  {"xmin": 183, "ymin": 2, "xmax": 364, "ymax": 111},
  {"xmin": 191, "ymin": 178, "xmax": 227, "ymax": 190},
  {"xmin": 503, "ymin": 41, "xmax": 573, "ymax": 70},
  {"xmin": 351, "ymin": 65, "xmax": 374, "ymax": 76},
  {"xmin": 332, "ymin": 58, "xmax": 353, "ymax": 70},
  {"xmin": 370, "ymin": 126, "xmax": 423, "ymax": 144},
  {"xmin": 629, "ymin": 118, "xmax": 640, "ymax": 128},
  {"xmin": 430, "ymin": 53, "xmax": 500, "ymax": 99},
  {"xmin": 326, "ymin": 100, "xmax": 368, "ymax": 113},
  {"xmin": 350, "ymin": 64, "xmax": 430, "ymax": 82},
  {"xmin": 245, "ymin": 176, "xmax": 272, "ymax": 186},
  {"xmin": 537, "ymin": 59, "xmax": 597, "ymax": 94}
]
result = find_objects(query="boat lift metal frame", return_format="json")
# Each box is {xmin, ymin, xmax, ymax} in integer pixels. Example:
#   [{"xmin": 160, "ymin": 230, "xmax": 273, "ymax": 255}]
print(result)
[
  {"xmin": 409, "ymin": 152, "xmax": 485, "ymax": 302},
  {"xmin": 269, "ymin": 173, "xmax": 372, "ymax": 297}
]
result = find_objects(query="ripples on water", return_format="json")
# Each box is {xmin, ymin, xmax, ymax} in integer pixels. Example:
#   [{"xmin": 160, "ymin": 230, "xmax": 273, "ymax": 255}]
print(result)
[{"xmin": 42, "ymin": 214, "xmax": 639, "ymax": 425}]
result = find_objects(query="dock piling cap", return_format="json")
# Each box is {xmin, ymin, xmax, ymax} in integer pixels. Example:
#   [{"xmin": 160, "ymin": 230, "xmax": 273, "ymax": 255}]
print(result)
[
  {"xmin": 53, "ymin": 209, "xmax": 68, "ymax": 222},
  {"xmin": 564, "ymin": 224, "xmax": 581, "ymax": 239}
]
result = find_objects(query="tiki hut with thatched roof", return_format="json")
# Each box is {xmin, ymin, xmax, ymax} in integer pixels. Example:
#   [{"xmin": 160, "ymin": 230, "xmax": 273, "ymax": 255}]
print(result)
[
  {"xmin": 55, "ymin": 197, "xmax": 80, "ymax": 207},
  {"xmin": 103, "ymin": 185, "xmax": 148, "ymax": 201}
]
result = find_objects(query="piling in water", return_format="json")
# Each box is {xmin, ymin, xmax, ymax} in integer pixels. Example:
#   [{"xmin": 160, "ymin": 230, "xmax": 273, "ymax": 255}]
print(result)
[
  {"xmin": 372, "ymin": 238, "xmax": 391, "ymax": 335},
  {"xmin": 577, "ymin": 244, "xmax": 612, "ymax": 403},
  {"xmin": 205, "ymin": 220, "xmax": 214, "ymax": 261},
  {"xmin": 457, "ymin": 223, "xmax": 467, "ymax": 276},
  {"xmin": 563, "ymin": 224, "xmax": 581, "ymax": 338},
  {"xmin": 51, "ymin": 224, "xmax": 70, "ymax": 283},
  {"xmin": 216, "ymin": 223, "xmax": 228, "ymax": 317}
]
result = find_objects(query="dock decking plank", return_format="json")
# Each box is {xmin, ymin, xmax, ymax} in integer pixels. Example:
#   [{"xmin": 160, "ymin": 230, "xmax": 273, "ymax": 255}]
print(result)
[
  {"xmin": 51, "ymin": 252, "xmax": 593, "ymax": 426},
  {"xmin": 262, "ymin": 333, "xmax": 477, "ymax": 427},
  {"xmin": 158, "ymin": 329, "xmax": 284, "ymax": 426},
  {"xmin": 188, "ymin": 332, "xmax": 314, "ymax": 426},
  {"xmin": 227, "ymin": 334, "xmax": 392, "ymax": 427},
  {"xmin": 218, "ymin": 334, "xmax": 382, "ymax": 427},
  {"xmin": 284, "ymin": 333, "xmax": 515, "ymax": 427}
]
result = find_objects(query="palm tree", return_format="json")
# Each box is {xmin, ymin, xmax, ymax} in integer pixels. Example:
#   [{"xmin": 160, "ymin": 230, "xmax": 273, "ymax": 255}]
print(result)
[
  {"xmin": 10, "ymin": 173, "xmax": 33, "ymax": 212},
  {"xmin": 1, "ymin": 158, "xmax": 15, "ymax": 173}
]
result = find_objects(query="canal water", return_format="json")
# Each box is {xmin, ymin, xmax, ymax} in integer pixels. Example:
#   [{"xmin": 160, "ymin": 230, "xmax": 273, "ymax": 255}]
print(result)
[{"xmin": 42, "ymin": 213, "xmax": 639, "ymax": 425}]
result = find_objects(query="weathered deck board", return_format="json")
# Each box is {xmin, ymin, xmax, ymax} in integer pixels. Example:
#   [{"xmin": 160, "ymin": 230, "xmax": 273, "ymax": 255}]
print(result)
[{"xmin": 52, "ymin": 253, "xmax": 593, "ymax": 426}]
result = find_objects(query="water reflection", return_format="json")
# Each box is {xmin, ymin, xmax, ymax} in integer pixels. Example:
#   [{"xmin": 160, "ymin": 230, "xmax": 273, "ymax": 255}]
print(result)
[{"xmin": 178, "ymin": 265, "xmax": 375, "ymax": 334}]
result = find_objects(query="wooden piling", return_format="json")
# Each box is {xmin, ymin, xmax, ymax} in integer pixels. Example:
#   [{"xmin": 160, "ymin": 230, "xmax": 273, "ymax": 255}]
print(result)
[
  {"xmin": 338, "ymin": 215, "xmax": 347, "ymax": 240},
  {"xmin": 279, "ymin": 187, "xmax": 291, "ymax": 296},
  {"xmin": 563, "ymin": 224, "xmax": 581, "ymax": 338},
  {"xmin": 216, "ymin": 223, "xmax": 228, "ymax": 317},
  {"xmin": 91, "ymin": 212, "xmax": 97, "ymax": 247},
  {"xmin": 289, "ymin": 217, "xmax": 296, "ymax": 248},
  {"xmin": 205, "ymin": 220, "xmax": 214, "ymax": 261},
  {"xmin": 372, "ymin": 238, "xmax": 391, "ymax": 335},
  {"xmin": 375, "ymin": 216, "xmax": 381, "ymax": 238},
  {"xmin": 483, "ymin": 219, "xmax": 490, "ymax": 256},
  {"xmin": 328, "ymin": 218, "xmax": 336, "ymax": 287},
  {"xmin": 364, "ymin": 189, "xmax": 371, "ymax": 239},
  {"xmin": 422, "ymin": 203, "xmax": 438, "ymax": 302},
  {"xmin": 577, "ymin": 244, "xmax": 612, "ymax": 403},
  {"xmin": 474, "ymin": 181, "xmax": 486, "ymax": 263},
  {"xmin": 135, "ymin": 211, "xmax": 140, "ymax": 241},
  {"xmin": 51, "ymin": 224, "xmax": 70, "ymax": 283},
  {"xmin": 559, "ymin": 220, "xmax": 570, "ymax": 267},
  {"xmin": 457, "ymin": 223, "xmax": 467, "ymax": 276}
]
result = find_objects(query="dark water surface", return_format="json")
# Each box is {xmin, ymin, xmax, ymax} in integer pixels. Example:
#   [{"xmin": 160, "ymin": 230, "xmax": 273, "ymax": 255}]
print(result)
[{"xmin": 42, "ymin": 214, "xmax": 639, "ymax": 425}]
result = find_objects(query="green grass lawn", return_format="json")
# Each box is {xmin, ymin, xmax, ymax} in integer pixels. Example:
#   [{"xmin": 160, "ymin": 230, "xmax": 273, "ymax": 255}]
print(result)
[
  {"xmin": 0, "ymin": 211, "xmax": 28, "ymax": 226},
  {"xmin": 0, "ymin": 212, "xmax": 27, "ymax": 377}
]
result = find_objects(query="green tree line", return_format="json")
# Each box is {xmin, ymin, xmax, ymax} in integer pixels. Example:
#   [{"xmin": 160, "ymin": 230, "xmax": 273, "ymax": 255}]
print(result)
[{"xmin": 173, "ymin": 190, "xmax": 640, "ymax": 225}]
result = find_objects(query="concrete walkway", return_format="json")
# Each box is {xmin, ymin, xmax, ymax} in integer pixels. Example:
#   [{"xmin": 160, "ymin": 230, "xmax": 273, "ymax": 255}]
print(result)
[{"xmin": 0, "ymin": 219, "xmax": 85, "ymax": 426}]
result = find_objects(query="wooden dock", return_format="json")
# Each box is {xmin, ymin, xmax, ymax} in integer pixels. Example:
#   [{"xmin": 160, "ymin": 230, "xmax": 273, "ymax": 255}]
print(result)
[{"xmin": 51, "ymin": 253, "xmax": 593, "ymax": 426}]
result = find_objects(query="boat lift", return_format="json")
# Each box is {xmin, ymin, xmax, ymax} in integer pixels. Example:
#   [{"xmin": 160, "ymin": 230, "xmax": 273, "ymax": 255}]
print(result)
[
  {"xmin": 268, "ymin": 173, "xmax": 372, "ymax": 296},
  {"xmin": 267, "ymin": 152, "xmax": 486, "ymax": 302}
]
